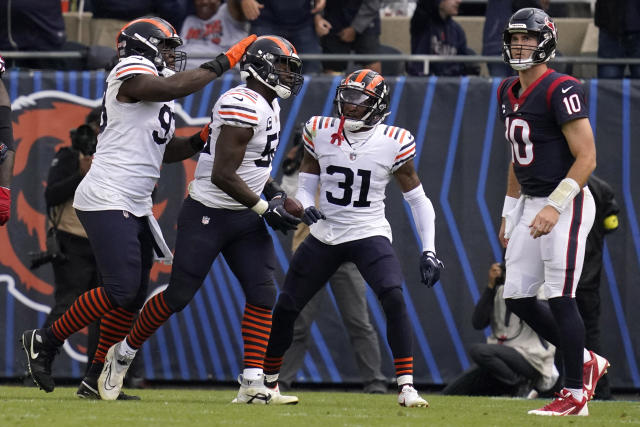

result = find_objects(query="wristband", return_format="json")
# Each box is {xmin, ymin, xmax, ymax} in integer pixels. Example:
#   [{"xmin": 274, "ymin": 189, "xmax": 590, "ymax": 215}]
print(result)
[
  {"xmin": 251, "ymin": 199, "xmax": 268, "ymax": 215},
  {"xmin": 199, "ymin": 53, "xmax": 230, "ymax": 75},
  {"xmin": 546, "ymin": 178, "xmax": 580, "ymax": 213},
  {"xmin": 501, "ymin": 195, "xmax": 519, "ymax": 217}
]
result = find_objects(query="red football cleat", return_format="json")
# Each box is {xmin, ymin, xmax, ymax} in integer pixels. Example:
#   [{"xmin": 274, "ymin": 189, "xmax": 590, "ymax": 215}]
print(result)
[
  {"xmin": 528, "ymin": 388, "xmax": 588, "ymax": 416},
  {"xmin": 583, "ymin": 350, "xmax": 610, "ymax": 401}
]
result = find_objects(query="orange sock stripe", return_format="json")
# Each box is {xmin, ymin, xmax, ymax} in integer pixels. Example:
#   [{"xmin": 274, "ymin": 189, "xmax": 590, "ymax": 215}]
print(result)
[
  {"xmin": 127, "ymin": 293, "xmax": 173, "ymax": 350},
  {"xmin": 93, "ymin": 287, "xmax": 113, "ymax": 311},
  {"xmin": 394, "ymin": 357, "xmax": 413, "ymax": 363},
  {"xmin": 74, "ymin": 296, "xmax": 93, "ymax": 325},
  {"xmin": 81, "ymin": 292, "xmax": 101, "ymax": 318},
  {"xmin": 396, "ymin": 369, "xmax": 413, "ymax": 375},
  {"xmin": 242, "ymin": 304, "xmax": 271, "ymax": 370},
  {"xmin": 243, "ymin": 335, "xmax": 269, "ymax": 346},
  {"xmin": 93, "ymin": 308, "xmax": 134, "ymax": 363},
  {"xmin": 245, "ymin": 303, "xmax": 272, "ymax": 315},
  {"xmin": 243, "ymin": 313, "xmax": 273, "ymax": 327},
  {"xmin": 241, "ymin": 327, "xmax": 271, "ymax": 340}
]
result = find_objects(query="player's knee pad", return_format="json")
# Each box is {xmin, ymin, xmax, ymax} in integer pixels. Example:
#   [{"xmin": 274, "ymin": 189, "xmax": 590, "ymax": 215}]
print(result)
[
  {"xmin": 245, "ymin": 280, "xmax": 276, "ymax": 309},
  {"xmin": 379, "ymin": 287, "xmax": 406, "ymax": 318}
]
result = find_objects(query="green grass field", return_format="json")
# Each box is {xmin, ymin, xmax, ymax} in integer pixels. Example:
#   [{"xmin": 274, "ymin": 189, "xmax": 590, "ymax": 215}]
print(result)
[{"xmin": 1, "ymin": 386, "xmax": 638, "ymax": 426}]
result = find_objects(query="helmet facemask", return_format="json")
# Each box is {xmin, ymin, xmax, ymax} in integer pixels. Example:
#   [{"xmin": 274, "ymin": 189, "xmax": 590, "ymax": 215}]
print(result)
[
  {"xmin": 335, "ymin": 85, "xmax": 389, "ymax": 132},
  {"xmin": 243, "ymin": 52, "xmax": 303, "ymax": 99},
  {"xmin": 503, "ymin": 30, "xmax": 555, "ymax": 71}
]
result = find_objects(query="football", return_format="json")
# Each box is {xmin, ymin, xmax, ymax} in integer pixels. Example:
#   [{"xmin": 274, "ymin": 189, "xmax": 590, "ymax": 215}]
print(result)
[{"xmin": 283, "ymin": 196, "xmax": 304, "ymax": 218}]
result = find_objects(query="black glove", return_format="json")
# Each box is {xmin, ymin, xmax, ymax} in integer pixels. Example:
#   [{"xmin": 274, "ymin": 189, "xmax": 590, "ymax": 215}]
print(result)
[
  {"xmin": 420, "ymin": 251, "xmax": 444, "ymax": 288},
  {"xmin": 262, "ymin": 197, "xmax": 301, "ymax": 234},
  {"xmin": 301, "ymin": 206, "xmax": 325, "ymax": 225}
]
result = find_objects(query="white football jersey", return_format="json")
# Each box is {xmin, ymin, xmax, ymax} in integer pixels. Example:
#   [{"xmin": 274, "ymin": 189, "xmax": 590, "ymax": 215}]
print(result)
[
  {"xmin": 189, "ymin": 85, "xmax": 281, "ymax": 209},
  {"xmin": 74, "ymin": 56, "xmax": 176, "ymax": 217},
  {"xmin": 302, "ymin": 116, "xmax": 416, "ymax": 245}
]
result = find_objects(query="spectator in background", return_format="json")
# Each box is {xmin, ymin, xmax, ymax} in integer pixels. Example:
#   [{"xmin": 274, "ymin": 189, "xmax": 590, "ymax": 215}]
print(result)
[
  {"xmin": 180, "ymin": 0, "xmax": 249, "ymax": 69},
  {"xmin": 595, "ymin": 0, "xmax": 640, "ymax": 79},
  {"xmin": 442, "ymin": 263, "xmax": 558, "ymax": 397},
  {"xmin": 277, "ymin": 136, "xmax": 388, "ymax": 395},
  {"xmin": 575, "ymin": 175, "xmax": 620, "ymax": 400},
  {"xmin": 0, "ymin": 0, "xmax": 87, "ymax": 70},
  {"xmin": 409, "ymin": 0, "xmax": 480, "ymax": 76},
  {"xmin": 241, "ymin": 0, "xmax": 325, "ymax": 73},
  {"xmin": 0, "ymin": 57, "xmax": 14, "ymax": 227},
  {"xmin": 317, "ymin": 0, "xmax": 382, "ymax": 74},
  {"xmin": 91, "ymin": 0, "xmax": 188, "ymax": 31}
]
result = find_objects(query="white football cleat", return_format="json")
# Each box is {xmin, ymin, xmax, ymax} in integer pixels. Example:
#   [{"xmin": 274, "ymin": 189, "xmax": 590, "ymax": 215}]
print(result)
[
  {"xmin": 398, "ymin": 384, "xmax": 429, "ymax": 408},
  {"xmin": 231, "ymin": 374, "xmax": 271, "ymax": 404},
  {"xmin": 98, "ymin": 342, "xmax": 134, "ymax": 401},
  {"xmin": 266, "ymin": 383, "xmax": 298, "ymax": 405}
]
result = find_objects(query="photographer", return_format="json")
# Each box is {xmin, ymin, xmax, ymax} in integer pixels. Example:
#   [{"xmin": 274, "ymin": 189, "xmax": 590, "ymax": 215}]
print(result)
[
  {"xmin": 442, "ymin": 262, "xmax": 558, "ymax": 397},
  {"xmin": 37, "ymin": 110, "xmax": 100, "ymax": 370}
]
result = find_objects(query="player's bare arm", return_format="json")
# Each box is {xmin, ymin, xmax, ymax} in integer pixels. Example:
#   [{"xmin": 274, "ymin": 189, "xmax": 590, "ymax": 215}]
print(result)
[
  {"xmin": 210, "ymin": 125, "xmax": 259, "ymax": 207},
  {"xmin": 500, "ymin": 163, "xmax": 521, "ymax": 247},
  {"xmin": 117, "ymin": 34, "xmax": 257, "ymax": 103},
  {"xmin": 163, "ymin": 123, "xmax": 210, "ymax": 163},
  {"xmin": 529, "ymin": 118, "xmax": 596, "ymax": 239},
  {"xmin": 392, "ymin": 159, "xmax": 421, "ymax": 192}
]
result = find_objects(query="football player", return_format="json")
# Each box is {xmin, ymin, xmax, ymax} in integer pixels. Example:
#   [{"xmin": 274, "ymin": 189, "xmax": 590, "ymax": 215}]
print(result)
[
  {"xmin": 0, "ymin": 55, "xmax": 14, "ymax": 226},
  {"xmin": 97, "ymin": 36, "xmax": 303, "ymax": 404},
  {"xmin": 262, "ymin": 69, "xmax": 444, "ymax": 408},
  {"xmin": 497, "ymin": 8, "xmax": 608, "ymax": 416},
  {"xmin": 21, "ymin": 17, "xmax": 256, "ymax": 398}
]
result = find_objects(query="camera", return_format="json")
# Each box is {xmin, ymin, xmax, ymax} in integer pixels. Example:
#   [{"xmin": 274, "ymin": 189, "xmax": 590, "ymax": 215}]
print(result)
[
  {"xmin": 29, "ymin": 228, "xmax": 67, "ymax": 270},
  {"xmin": 282, "ymin": 123, "xmax": 305, "ymax": 176},
  {"xmin": 70, "ymin": 124, "xmax": 97, "ymax": 156}
]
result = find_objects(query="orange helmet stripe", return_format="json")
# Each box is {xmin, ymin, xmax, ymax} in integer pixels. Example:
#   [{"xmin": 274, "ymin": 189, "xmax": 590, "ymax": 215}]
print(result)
[
  {"xmin": 117, "ymin": 18, "xmax": 174, "ymax": 44},
  {"xmin": 354, "ymin": 69, "xmax": 370, "ymax": 83},
  {"xmin": 365, "ymin": 74, "xmax": 384, "ymax": 92},
  {"xmin": 260, "ymin": 36, "xmax": 292, "ymax": 55}
]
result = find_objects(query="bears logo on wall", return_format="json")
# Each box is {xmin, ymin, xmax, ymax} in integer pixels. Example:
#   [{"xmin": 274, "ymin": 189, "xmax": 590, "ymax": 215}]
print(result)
[{"xmin": 1, "ymin": 91, "xmax": 205, "ymax": 364}]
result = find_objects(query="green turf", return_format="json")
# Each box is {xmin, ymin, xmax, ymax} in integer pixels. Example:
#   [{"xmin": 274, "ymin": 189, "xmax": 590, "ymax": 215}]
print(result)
[{"xmin": 0, "ymin": 386, "xmax": 638, "ymax": 426}]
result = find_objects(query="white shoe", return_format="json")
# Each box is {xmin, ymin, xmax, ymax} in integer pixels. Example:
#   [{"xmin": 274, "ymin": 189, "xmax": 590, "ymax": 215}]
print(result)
[
  {"xmin": 98, "ymin": 342, "xmax": 134, "ymax": 401},
  {"xmin": 231, "ymin": 374, "xmax": 272, "ymax": 404},
  {"xmin": 398, "ymin": 384, "xmax": 429, "ymax": 408},
  {"xmin": 266, "ymin": 383, "xmax": 298, "ymax": 405}
]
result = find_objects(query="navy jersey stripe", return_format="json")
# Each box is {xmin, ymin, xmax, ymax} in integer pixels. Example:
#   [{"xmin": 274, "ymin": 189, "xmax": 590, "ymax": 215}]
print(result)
[
  {"xmin": 219, "ymin": 104, "xmax": 257, "ymax": 114},
  {"xmin": 562, "ymin": 190, "xmax": 584, "ymax": 296}
]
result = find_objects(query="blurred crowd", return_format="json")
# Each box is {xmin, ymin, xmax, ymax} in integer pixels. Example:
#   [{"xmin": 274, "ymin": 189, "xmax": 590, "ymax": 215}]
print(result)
[{"xmin": 1, "ymin": 0, "xmax": 638, "ymax": 77}]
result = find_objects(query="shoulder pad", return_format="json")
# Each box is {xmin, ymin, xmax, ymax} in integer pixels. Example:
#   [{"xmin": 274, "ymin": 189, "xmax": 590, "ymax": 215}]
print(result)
[{"xmin": 111, "ymin": 56, "xmax": 159, "ymax": 81}]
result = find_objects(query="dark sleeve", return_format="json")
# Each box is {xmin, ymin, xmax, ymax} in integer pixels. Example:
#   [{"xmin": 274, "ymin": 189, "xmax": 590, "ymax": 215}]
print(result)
[
  {"xmin": 44, "ymin": 149, "xmax": 83, "ymax": 207},
  {"xmin": 472, "ymin": 286, "xmax": 497, "ymax": 330},
  {"xmin": 549, "ymin": 79, "xmax": 589, "ymax": 125}
]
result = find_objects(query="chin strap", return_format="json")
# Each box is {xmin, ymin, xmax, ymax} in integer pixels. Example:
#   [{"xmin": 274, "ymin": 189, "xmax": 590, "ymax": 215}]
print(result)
[{"xmin": 330, "ymin": 116, "xmax": 346, "ymax": 146}]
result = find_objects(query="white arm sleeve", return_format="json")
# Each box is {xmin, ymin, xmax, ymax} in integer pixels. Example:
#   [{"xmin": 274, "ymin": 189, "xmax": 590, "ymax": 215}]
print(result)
[
  {"xmin": 297, "ymin": 172, "xmax": 319, "ymax": 209},
  {"xmin": 403, "ymin": 185, "xmax": 436, "ymax": 253}
]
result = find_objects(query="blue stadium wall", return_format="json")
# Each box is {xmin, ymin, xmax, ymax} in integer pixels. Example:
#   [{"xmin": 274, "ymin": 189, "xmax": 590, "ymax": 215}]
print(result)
[{"xmin": 1, "ymin": 72, "xmax": 638, "ymax": 389}]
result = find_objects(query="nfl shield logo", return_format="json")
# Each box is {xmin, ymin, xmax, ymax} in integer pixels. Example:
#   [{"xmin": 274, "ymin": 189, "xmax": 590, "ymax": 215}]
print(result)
[
  {"xmin": 350, "ymin": 152, "xmax": 357, "ymax": 161},
  {"xmin": 202, "ymin": 216, "xmax": 210, "ymax": 225}
]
